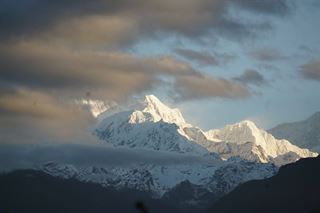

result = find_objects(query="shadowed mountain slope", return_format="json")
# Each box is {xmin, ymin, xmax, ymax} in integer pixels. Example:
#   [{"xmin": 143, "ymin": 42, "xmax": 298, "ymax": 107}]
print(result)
[
  {"xmin": 208, "ymin": 156, "xmax": 320, "ymax": 213},
  {"xmin": 0, "ymin": 169, "xmax": 180, "ymax": 213}
]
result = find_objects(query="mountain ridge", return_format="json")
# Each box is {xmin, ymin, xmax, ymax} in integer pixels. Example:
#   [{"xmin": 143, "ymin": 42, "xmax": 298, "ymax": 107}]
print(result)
[
  {"xmin": 94, "ymin": 95, "xmax": 317, "ymax": 165},
  {"xmin": 269, "ymin": 111, "xmax": 320, "ymax": 152},
  {"xmin": 0, "ymin": 169, "xmax": 181, "ymax": 213},
  {"xmin": 3, "ymin": 95, "xmax": 317, "ymax": 211},
  {"xmin": 208, "ymin": 156, "xmax": 320, "ymax": 213}
]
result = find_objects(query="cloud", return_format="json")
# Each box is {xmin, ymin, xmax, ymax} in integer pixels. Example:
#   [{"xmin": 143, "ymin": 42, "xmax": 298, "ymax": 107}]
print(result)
[
  {"xmin": 47, "ymin": 15, "xmax": 140, "ymax": 47},
  {"xmin": 0, "ymin": 40, "xmax": 250, "ymax": 143},
  {"xmin": 233, "ymin": 69, "xmax": 267, "ymax": 86},
  {"xmin": 0, "ymin": 0, "xmax": 291, "ymax": 44},
  {"xmin": 213, "ymin": 17, "xmax": 273, "ymax": 42},
  {"xmin": 0, "ymin": 88, "xmax": 82, "ymax": 119},
  {"xmin": 174, "ymin": 48, "xmax": 235, "ymax": 66},
  {"xmin": 174, "ymin": 48, "xmax": 218, "ymax": 66},
  {"xmin": 174, "ymin": 74, "xmax": 250, "ymax": 100},
  {"xmin": 0, "ymin": 0, "xmax": 291, "ymax": 101},
  {"xmin": 0, "ymin": 87, "xmax": 97, "ymax": 144},
  {"xmin": 0, "ymin": 40, "xmax": 249, "ymax": 102},
  {"xmin": 0, "ymin": 40, "xmax": 198, "ymax": 101},
  {"xmin": 301, "ymin": 60, "xmax": 320, "ymax": 80},
  {"xmin": 0, "ymin": 0, "xmax": 291, "ymax": 144},
  {"xmin": 257, "ymin": 64, "xmax": 281, "ymax": 73},
  {"xmin": 0, "ymin": 144, "xmax": 221, "ymax": 171},
  {"xmin": 299, "ymin": 45, "xmax": 319, "ymax": 53},
  {"xmin": 248, "ymin": 48, "xmax": 287, "ymax": 62},
  {"xmin": 0, "ymin": 0, "xmax": 123, "ymax": 40},
  {"xmin": 305, "ymin": 0, "xmax": 320, "ymax": 8},
  {"xmin": 231, "ymin": 0, "xmax": 291, "ymax": 16}
]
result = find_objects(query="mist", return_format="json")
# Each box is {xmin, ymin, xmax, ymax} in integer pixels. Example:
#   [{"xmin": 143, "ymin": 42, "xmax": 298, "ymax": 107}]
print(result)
[{"xmin": 0, "ymin": 143, "xmax": 222, "ymax": 172}]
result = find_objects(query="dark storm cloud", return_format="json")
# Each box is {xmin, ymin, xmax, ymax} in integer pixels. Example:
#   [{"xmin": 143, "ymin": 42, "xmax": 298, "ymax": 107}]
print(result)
[
  {"xmin": 301, "ymin": 60, "xmax": 320, "ymax": 80},
  {"xmin": 233, "ymin": 69, "xmax": 267, "ymax": 86},
  {"xmin": 248, "ymin": 48, "xmax": 287, "ymax": 62},
  {"xmin": 0, "ymin": 144, "xmax": 220, "ymax": 171}
]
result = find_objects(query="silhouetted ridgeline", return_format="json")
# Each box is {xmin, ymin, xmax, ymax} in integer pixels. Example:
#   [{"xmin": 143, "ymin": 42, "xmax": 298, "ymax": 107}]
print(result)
[
  {"xmin": 208, "ymin": 156, "xmax": 320, "ymax": 213},
  {"xmin": 1, "ymin": 156, "xmax": 320, "ymax": 213},
  {"xmin": 0, "ymin": 169, "xmax": 179, "ymax": 213}
]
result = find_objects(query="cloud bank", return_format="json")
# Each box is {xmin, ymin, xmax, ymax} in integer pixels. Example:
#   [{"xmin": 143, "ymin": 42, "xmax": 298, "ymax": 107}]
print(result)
[{"xmin": 0, "ymin": 144, "xmax": 220, "ymax": 171}]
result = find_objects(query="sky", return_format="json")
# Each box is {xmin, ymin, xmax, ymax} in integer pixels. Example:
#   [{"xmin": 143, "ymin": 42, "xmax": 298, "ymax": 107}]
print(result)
[{"xmin": 1, "ymin": 0, "xmax": 320, "ymax": 144}]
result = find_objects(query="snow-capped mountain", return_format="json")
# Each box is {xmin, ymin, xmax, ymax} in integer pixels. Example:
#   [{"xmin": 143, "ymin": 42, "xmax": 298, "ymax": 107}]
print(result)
[
  {"xmin": 94, "ymin": 95, "xmax": 317, "ymax": 165},
  {"xmin": 93, "ymin": 95, "xmax": 207, "ymax": 155},
  {"xmin": 269, "ymin": 112, "xmax": 320, "ymax": 152},
  {"xmin": 35, "ymin": 95, "xmax": 317, "ymax": 207},
  {"xmin": 41, "ymin": 158, "xmax": 277, "ymax": 199},
  {"xmin": 204, "ymin": 120, "xmax": 317, "ymax": 165}
]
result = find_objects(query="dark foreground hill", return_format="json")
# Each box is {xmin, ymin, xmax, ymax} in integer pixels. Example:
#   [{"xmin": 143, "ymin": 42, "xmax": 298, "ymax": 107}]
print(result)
[
  {"xmin": 208, "ymin": 156, "xmax": 320, "ymax": 213},
  {"xmin": 2, "ymin": 156, "xmax": 320, "ymax": 213},
  {"xmin": 0, "ymin": 169, "xmax": 180, "ymax": 213}
]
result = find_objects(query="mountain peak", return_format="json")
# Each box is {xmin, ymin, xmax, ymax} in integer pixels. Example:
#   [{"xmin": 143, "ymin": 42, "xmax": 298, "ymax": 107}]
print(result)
[
  {"xmin": 206, "ymin": 120, "xmax": 265, "ymax": 148},
  {"xmin": 144, "ymin": 94, "xmax": 161, "ymax": 103},
  {"xmin": 237, "ymin": 120, "xmax": 258, "ymax": 129},
  {"xmin": 140, "ymin": 95, "xmax": 187, "ymax": 126},
  {"xmin": 204, "ymin": 119, "xmax": 317, "ymax": 163},
  {"xmin": 143, "ymin": 95, "xmax": 168, "ymax": 111}
]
